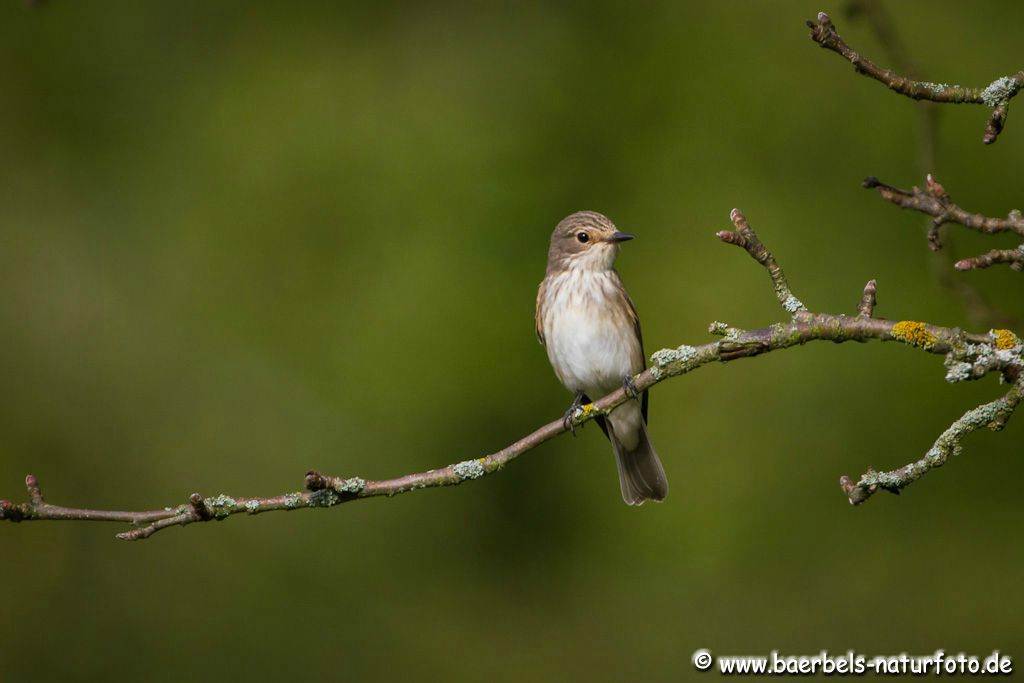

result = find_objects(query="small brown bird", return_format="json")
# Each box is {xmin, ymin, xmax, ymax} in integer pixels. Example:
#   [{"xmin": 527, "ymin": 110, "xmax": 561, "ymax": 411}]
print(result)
[{"xmin": 535, "ymin": 211, "xmax": 668, "ymax": 505}]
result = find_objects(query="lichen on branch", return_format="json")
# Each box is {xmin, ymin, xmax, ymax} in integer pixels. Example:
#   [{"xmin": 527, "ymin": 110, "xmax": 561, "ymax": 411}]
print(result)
[
  {"xmin": 2, "ymin": 211, "xmax": 1020, "ymax": 540},
  {"xmin": 864, "ymin": 175, "xmax": 1024, "ymax": 272},
  {"xmin": 807, "ymin": 11, "xmax": 1024, "ymax": 144}
]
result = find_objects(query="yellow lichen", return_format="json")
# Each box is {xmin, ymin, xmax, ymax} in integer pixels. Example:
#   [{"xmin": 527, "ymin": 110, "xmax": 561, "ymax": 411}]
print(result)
[
  {"xmin": 992, "ymin": 329, "xmax": 1019, "ymax": 350},
  {"xmin": 892, "ymin": 321, "xmax": 937, "ymax": 349},
  {"xmin": 580, "ymin": 403, "xmax": 595, "ymax": 417}
]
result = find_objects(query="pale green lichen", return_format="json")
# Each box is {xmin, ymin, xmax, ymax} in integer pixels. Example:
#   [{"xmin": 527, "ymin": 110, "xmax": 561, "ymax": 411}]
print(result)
[
  {"xmin": 920, "ymin": 81, "xmax": 949, "ymax": 95},
  {"xmin": 944, "ymin": 361, "xmax": 972, "ymax": 383},
  {"xmin": 308, "ymin": 488, "xmax": 341, "ymax": 507},
  {"xmin": 864, "ymin": 468, "xmax": 901, "ymax": 489},
  {"xmin": 206, "ymin": 494, "xmax": 236, "ymax": 507},
  {"xmin": 282, "ymin": 493, "xmax": 302, "ymax": 509},
  {"xmin": 334, "ymin": 477, "xmax": 366, "ymax": 494},
  {"xmin": 962, "ymin": 399, "xmax": 1010, "ymax": 430},
  {"xmin": 925, "ymin": 444, "xmax": 958, "ymax": 465},
  {"xmin": 782, "ymin": 294, "xmax": 806, "ymax": 313},
  {"xmin": 942, "ymin": 335, "xmax": 1022, "ymax": 383},
  {"xmin": 244, "ymin": 500, "xmax": 260, "ymax": 513},
  {"xmin": 995, "ymin": 348, "xmax": 1023, "ymax": 367},
  {"xmin": 650, "ymin": 344, "xmax": 697, "ymax": 371},
  {"xmin": 708, "ymin": 321, "xmax": 741, "ymax": 341},
  {"xmin": 980, "ymin": 76, "xmax": 1021, "ymax": 107},
  {"xmin": 965, "ymin": 342, "xmax": 993, "ymax": 359},
  {"xmin": 204, "ymin": 494, "xmax": 238, "ymax": 520},
  {"xmin": 453, "ymin": 459, "xmax": 485, "ymax": 480}
]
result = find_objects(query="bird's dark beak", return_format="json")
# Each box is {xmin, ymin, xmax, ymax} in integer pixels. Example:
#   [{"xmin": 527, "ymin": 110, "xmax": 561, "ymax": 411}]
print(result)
[{"xmin": 609, "ymin": 231, "xmax": 635, "ymax": 243}]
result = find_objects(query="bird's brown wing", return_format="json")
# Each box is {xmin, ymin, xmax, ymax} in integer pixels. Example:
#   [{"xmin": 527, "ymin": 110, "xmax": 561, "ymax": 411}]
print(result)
[
  {"xmin": 534, "ymin": 279, "xmax": 547, "ymax": 346},
  {"xmin": 614, "ymin": 271, "xmax": 649, "ymax": 423}
]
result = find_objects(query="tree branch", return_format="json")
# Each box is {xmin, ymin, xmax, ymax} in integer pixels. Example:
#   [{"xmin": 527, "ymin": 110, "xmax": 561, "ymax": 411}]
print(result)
[
  {"xmin": 807, "ymin": 11, "xmax": 1024, "ymax": 144},
  {"xmin": 841, "ymin": 1, "xmax": 1017, "ymax": 330},
  {"xmin": 864, "ymin": 174, "xmax": 1024, "ymax": 272},
  {"xmin": 841, "ymin": 380, "xmax": 1023, "ymax": 505},
  {"xmin": 2, "ymin": 210, "xmax": 1021, "ymax": 540}
]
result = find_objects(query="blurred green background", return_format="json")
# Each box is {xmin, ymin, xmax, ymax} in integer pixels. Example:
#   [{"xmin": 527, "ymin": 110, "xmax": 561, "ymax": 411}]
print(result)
[{"xmin": 2, "ymin": 1, "xmax": 1022, "ymax": 680}]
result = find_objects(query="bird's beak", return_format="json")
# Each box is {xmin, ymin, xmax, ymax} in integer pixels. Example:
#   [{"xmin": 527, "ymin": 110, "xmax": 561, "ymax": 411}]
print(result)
[{"xmin": 608, "ymin": 231, "xmax": 635, "ymax": 243}]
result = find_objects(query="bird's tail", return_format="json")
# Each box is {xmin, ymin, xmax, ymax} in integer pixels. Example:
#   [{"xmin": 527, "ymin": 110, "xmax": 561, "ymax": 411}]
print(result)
[{"xmin": 611, "ymin": 422, "xmax": 668, "ymax": 505}]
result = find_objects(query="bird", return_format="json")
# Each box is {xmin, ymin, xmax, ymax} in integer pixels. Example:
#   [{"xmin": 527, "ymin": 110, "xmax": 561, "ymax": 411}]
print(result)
[{"xmin": 535, "ymin": 210, "xmax": 668, "ymax": 505}]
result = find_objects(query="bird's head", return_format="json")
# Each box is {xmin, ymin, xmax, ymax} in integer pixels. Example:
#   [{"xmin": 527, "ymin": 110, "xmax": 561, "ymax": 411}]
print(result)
[{"xmin": 546, "ymin": 211, "xmax": 634, "ymax": 273}]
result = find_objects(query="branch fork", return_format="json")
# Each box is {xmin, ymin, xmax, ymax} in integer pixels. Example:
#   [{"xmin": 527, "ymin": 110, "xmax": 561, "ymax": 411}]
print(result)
[
  {"xmin": 3, "ymin": 211, "xmax": 1021, "ymax": 538},
  {"xmin": 808, "ymin": 11, "xmax": 1024, "ymax": 144},
  {"xmin": 865, "ymin": 175, "xmax": 1024, "ymax": 271}
]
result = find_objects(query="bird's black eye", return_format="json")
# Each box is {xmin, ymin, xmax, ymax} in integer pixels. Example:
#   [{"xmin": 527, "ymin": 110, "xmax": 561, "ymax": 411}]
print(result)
[{"xmin": 576, "ymin": 232, "xmax": 589, "ymax": 243}]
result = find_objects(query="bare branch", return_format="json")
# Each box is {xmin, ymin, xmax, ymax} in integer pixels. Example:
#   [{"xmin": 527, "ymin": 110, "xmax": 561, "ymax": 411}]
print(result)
[
  {"xmin": 955, "ymin": 248, "xmax": 1024, "ymax": 273},
  {"xmin": 864, "ymin": 175, "xmax": 1024, "ymax": 271},
  {"xmin": 807, "ymin": 11, "xmax": 1024, "ymax": 144},
  {"xmin": 2, "ymin": 212, "xmax": 1020, "ymax": 540},
  {"xmin": 842, "ymin": 1, "xmax": 1016, "ymax": 328}
]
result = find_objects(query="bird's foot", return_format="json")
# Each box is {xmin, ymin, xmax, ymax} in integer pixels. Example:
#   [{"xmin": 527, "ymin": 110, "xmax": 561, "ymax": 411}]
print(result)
[
  {"xmin": 623, "ymin": 373, "xmax": 640, "ymax": 400},
  {"xmin": 563, "ymin": 393, "xmax": 587, "ymax": 435}
]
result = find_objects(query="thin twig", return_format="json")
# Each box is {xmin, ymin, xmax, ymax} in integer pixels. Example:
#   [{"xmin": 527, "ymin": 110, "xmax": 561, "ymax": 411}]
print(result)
[
  {"xmin": 807, "ymin": 11, "xmax": 1024, "ymax": 144},
  {"xmin": 715, "ymin": 208, "xmax": 807, "ymax": 315},
  {"xmin": 955, "ymin": 248, "xmax": 1024, "ymax": 273},
  {"xmin": 844, "ymin": 0, "xmax": 1014, "ymax": 328},
  {"xmin": 2, "ymin": 211, "xmax": 1021, "ymax": 539},
  {"xmin": 864, "ymin": 175, "xmax": 1024, "ymax": 272},
  {"xmin": 841, "ymin": 380, "xmax": 1023, "ymax": 504}
]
